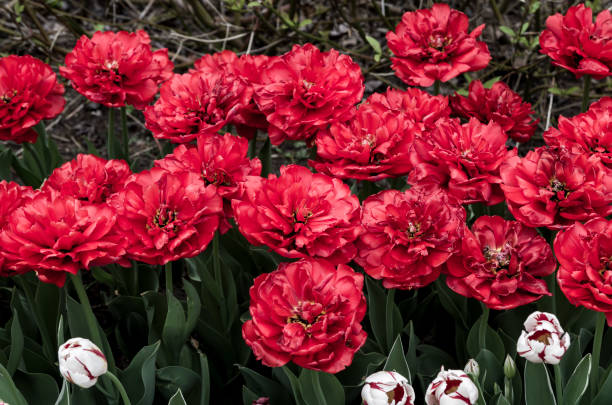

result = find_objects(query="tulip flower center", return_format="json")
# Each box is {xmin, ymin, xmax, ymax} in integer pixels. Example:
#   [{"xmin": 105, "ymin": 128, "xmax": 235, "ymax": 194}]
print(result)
[
  {"xmin": 299, "ymin": 79, "xmax": 325, "ymax": 108},
  {"xmin": 386, "ymin": 384, "xmax": 405, "ymax": 403},
  {"xmin": 152, "ymin": 207, "xmax": 178, "ymax": 230},
  {"xmin": 483, "ymin": 244, "xmax": 511, "ymax": 270},
  {"xmin": 1, "ymin": 89, "xmax": 17, "ymax": 103},
  {"xmin": 548, "ymin": 177, "xmax": 569, "ymax": 201},
  {"xmin": 428, "ymin": 33, "xmax": 451, "ymax": 51},
  {"xmin": 286, "ymin": 301, "xmax": 325, "ymax": 332},
  {"xmin": 444, "ymin": 379, "xmax": 462, "ymax": 394},
  {"xmin": 531, "ymin": 330, "xmax": 552, "ymax": 345},
  {"xmin": 406, "ymin": 221, "xmax": 421, "ymax": 238},
  {"xmin": 104, "ymin": 60, "xmax": 119, "ymax": 71},
  {"xmin": 202, "ymin": 167, "xmax": 233, "ymax": 187}
]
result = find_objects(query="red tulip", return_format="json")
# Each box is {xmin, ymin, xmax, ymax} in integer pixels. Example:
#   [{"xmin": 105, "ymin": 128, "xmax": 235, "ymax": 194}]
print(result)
[
  {"xmin": 242, "ymin": 258, "xmax": 367, "ymax": 373},
  {"xmin": 445, "ymin": 216, "xmax": 555, "ymax": 310},
  {"xmin": 355, "ymin": 186, "xmax": 465, "ymax": 290},
  {"xmin": 60, "ymin": 30, "xmax": 173, "ymax": 108},
  {"xmin": 253, "ymin": 44, "xmax": 364, "ymax": 145},
  {"xmin": 386, "ymin": 3, "xmax": 491, "ymax": 87},
  {"xmin": 0, "ymin": 55, "xmax": 65, "ymax": 143},
  {"xmin": 540, "ymin": 4, "xmax": 612, "ymax": 79},
  {"xmin": 232, "ymin": 165, "xmax": 362, "ymax": 264}
]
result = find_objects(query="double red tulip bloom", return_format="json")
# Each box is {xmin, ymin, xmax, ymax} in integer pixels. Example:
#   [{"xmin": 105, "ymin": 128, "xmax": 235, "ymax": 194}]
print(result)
[
  {"xmin": 155, "ymin": 134, "xmax": 261, "ymax": 231},
  {"xmin": 61, "ymin": 30, "xmax": 173, "ymax": 109},
  {"xmin": 42, "ymin": 154, "xmax": 131, "ymax": 205},
  {"xmin": 232, "ymin": 165, "xmax": 362, "ymax": 264},
  {"xmin": 555, "ymin": 218, "xmax": 612, "ymax": 325},
  {"xmin": 540, "ymin": 4, "xmax": 612, "ymax": 79},
  {"xmin": 445, "ymin": 216, "xmax": 555, "ymax": 310},
  {"xmin": 254, "ymin": 43, "xmax": 364, "ymax": 145},
  {"xmin": 0, "ymin": 191, "xmax": 128, "ymax": 286},
  {"xmin": 356, "ymin": 186, "xmax": 465, "ymax": 290},
  {"xmin": 0, "ymin": 55, "xmax": 65, "ymax": 143},
  {"xmin": 242, "ymin": 258, "xmax": 367, "ymax": 373},
  {"xmin": 544, "ymin": 97, "xmax": 612, "ymax": 171},
  {"xmin": 110, "ymin": 168, "xmax": 222, "ymax": 265},
  {"xmin": 310, "ymin": 88, "xmax": 449, "ymax": 180},
  {"xmin": 410, "ymin": 118, "xmax": 514, "ymax": 205},
  {"xmin": 386, "ymin": 3, "xmax": 491, "ymax": 87},
  {"xmin": 450, "ymin": 80, "xmax": 539, "ymax": 143},
  {"xmin": 193, "ymin": 51, "xmax": 275, "ymax": 139},
  {"xmin": 145, "ymin": 70, "xmax": 251, "ymax": 143},
  {"xmin": 500, "ymin": 147, "xmax": 612, "ymax": 229}
]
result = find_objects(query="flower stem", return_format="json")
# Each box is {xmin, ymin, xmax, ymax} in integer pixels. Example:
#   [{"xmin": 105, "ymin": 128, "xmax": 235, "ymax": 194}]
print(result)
[
  {"xmin": 107, "ymin": 107, "xmax": 116, "ymax": 159},
  {"xmin": 554, "ymin": 364, "xmax": 564, "ymax": 404},
  {"xmin": 260, "ymin": 136, "xmax": 271, "ymax": 177},
  {"xmin": 106, "ymin": 371, "xmax": 131, "ymax": 405},
  {"xmin": 69, "ymin": 272, "xmax": 104, "ymax": 350},
  {"xmin": 120, "ymin": 107, "xmax": 129, "ymax": 163},
  {"xmin": 165, "ymin": 262, "xmax": 173, "ymax": 297},
  {"xmin": 591, "ymin": 312, "xmax": 606, "ymax": 400},
  {"xmin": 248, "ymin": 136, "xmax": 257, "ymax": 159},
  {"xmin": 212, "ymin": 232, "xmax": 221, "ymax": 284},
  {"xmin": 582, "ymin": 75, "xmax": 591, "ymax": 112},
  {"xmin": 433, "ymin": 80, "xmax": 440, "ymax": 96}
]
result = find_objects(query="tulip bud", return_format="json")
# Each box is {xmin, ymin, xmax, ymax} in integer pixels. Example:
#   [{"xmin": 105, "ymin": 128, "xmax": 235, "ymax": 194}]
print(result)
[
  {"xmin": 425, "ymin": 368, "xmax": 479, "ymax": 405},
  {"xmin": 503, "ymin": 355, "xmax": 516, "ymax": 379},
  {"xmin": 517, "ymin": 311, "xmax": 570, "ymax": 365},
  {"xmin": 361, "ymin": 371, "xmax": 415, "ymax": 405},
  {"xmin": 252, "ymin": 398, "xmax": 270, "ymax": 405},
  {"xmin": 58, "ymin": 337, "xmax": 108, "ymax": 389},
  {"xmin": 464, "ymin": 359, "xmax": 480, "ymax": 378}
]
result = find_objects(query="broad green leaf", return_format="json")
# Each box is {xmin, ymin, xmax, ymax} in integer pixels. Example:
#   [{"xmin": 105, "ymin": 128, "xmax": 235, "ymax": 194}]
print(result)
[
  {"xmin": 385, "ymin": 290, "xmax": 403, "ymax": 350},
  {"xmin": 281, "ymin": 366, "xmax": 306, "ymax": 405},
  {"xmin": 156, "ymin": 366, "xmax": 199, "ymax": 399},
  {"xmin": 242, "ymin": 385, "xmax": 259, "ymax": 405},
  {"xmin": 495, "ymin": 395, "xmax": 512, "ymax": 405},
  {"xmin": 467, "ymin": 315, "xmax": 506, "ymax": 362},
  {"xmin": 168, "ymin": 389, "xmax": 187, "ymax": 405},
  {"xmin": 336, "ymin": 351, "xmax": 385, "ymax": 387},
  {"xmin": 13, "ymin": 370, "xmax": 59, "ymax": 405},
  {"xmin": 592, "ymin": 362, "xmax": 612, "ymax": 405},
  {"xmin": 183, "ymin": 279, "xmax": 201, "ymax": 339},
  {"xmin": 299, "ymin": 369, "xmax": 344, "ymax": 405},
  {"xmin": 161, "ymin": 294, "xmax": 186, "ymax": 365},
  {"xmin": 366, "ymin": 277, "xmax": 388, "ymax": 352},
  {"xmin": 0, "ymin": 362, "xmax": 28, "ymax": 405},
  {"xmin": 119, "ymin": 341, "xmax": 161, "ymax": 405},
  {"xmin": 524, "ymin": 362, "xmax": 556, "ymax": 405},
  {"xmin": 476, "ymin": 349, "xmax": 503, "ymax": 394},
  {"xmin": 199, "ymin": 352, "xmax": 210, "ymax": 405},
  {"xmin": 55, "ymin": 380, "xmax": 70, "ymax": 405},
  {"xmin": 238, "ymin": 366, "xmax": 292, "ymax": 404},
  {"xmin": 563, "ymin": 354, "xmax": 591, "ymax": 405},
  {"xmin": 383, "ymin": 335, "xmax": 411, "ymax": 381},
  {"xmin": 7, "ymin": 306, "xmax": 24, "ymax": 375}
]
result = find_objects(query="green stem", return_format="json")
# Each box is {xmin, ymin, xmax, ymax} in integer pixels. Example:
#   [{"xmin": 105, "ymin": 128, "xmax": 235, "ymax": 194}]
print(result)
[
  {"xmin": 433, "ymin": 80, "xmax": 440, "ymax": 96},
  {"xmin": 504, "ymin": 377, "xmax": 514, "ymax": 404},
  {"xmin": 582, "ymin": 75, "xmax": 592, "ymax": 112},
  {"xmin": 260, "ymin": 137, "xmax": 271, "ymax": 177},
  {"xmin": 106, "ymin": 371, "xmax": 131, "ymax": 405},
  {"xmin": 591, "ymin": 312, "xmax": 606, "ymax": 400},
  {"xmin": 120, "ymin": 107, "xmax": 129, "ymax": 163},
  {"xmin": 107, "ymin": 108, "xmax": 116, "ymax": 159},
  {"xmin": 34, "ymin": 121, "xmax": 52, "ymax": 173},
  {"xmin": 554, "ymin": 364, "xmax": 563, "ymax": 404},
  {"xmin": 69, "ymin": 273, "xmax": 104, "ymax": 350},
  {"xmin": 248, "ymin": 136, "xmax": 257, "ymax": 159},
  {"xmin": 165, "ymin": 262, "xmax": 173, "ymax": 297},
  {"xmin": 212, "ymin": 232, "xmax": 221, "ymax": 284}
]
